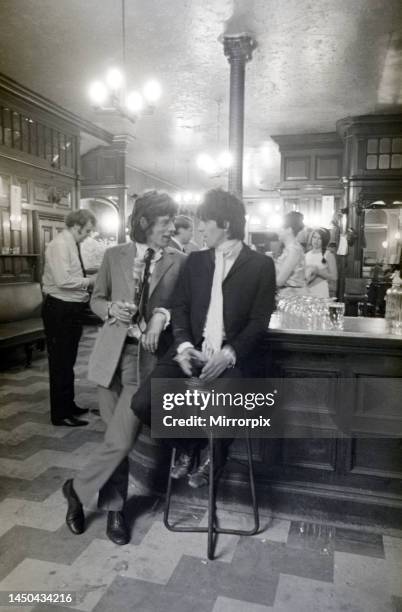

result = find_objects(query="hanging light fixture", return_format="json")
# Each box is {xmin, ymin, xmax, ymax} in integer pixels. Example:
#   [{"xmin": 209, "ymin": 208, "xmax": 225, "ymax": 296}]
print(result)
[{"xmin": 88, "ymin": 0, "xmax": 162, "ymax": 123}]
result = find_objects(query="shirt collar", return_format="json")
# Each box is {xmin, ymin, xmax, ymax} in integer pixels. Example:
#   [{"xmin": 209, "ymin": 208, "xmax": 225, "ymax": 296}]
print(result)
[
  {"xmin": 135, "ymin": 242, "xmax": 163, "ymax": 261},
  {"xmin": 215, "ymin": 239, "xmax": 242, "ymax": 257},
  {"xmin": 171, "ymin": 236, "xmax": 184, "ymax": 251}
]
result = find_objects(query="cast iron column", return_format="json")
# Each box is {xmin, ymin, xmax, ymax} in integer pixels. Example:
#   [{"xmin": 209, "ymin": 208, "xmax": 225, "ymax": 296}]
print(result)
[{"xmin": 223, "ymin": 34, "xmax": 257, "ymax": 198}]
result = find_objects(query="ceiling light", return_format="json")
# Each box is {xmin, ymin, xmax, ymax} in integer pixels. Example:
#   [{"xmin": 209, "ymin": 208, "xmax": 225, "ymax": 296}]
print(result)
[
  {"xmin": 143, "ymin": 80, "xmax": 162, "ymax": 104},
  {"xmin": 382, "ymin": 241, "xmax": 388, "ymax": 249},
  {"xmin": 89, "ymin": 81, "xmax": 108, "ymax": 106},
  {"xmin": 125, "ymin": 91, "xmax": 144, "ymax": 113},
  {"xmin": 106, "ymin": 68, "xmax": 124, "ymax": 90},
  {"xmin": 197, "ymin": 153, "xmax": 217, "ymax": 174}
]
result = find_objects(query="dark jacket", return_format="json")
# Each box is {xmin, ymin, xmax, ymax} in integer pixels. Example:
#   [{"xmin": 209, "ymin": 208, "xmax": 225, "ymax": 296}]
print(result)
[{"xmin": 172, "ymin": 244, "xmax": 276, "ymax": 367}]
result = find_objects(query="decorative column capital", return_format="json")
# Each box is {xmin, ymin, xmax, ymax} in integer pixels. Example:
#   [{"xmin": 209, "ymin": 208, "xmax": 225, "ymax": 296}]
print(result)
[{"xmin": 222, "ymin": 34, "xmax": 257, "ymax": 64}]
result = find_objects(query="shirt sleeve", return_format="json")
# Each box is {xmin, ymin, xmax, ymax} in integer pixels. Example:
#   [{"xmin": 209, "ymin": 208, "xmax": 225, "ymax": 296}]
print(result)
[{"xmin": 47, "ymin": 241, "xmax": 90, "ymax": 291}]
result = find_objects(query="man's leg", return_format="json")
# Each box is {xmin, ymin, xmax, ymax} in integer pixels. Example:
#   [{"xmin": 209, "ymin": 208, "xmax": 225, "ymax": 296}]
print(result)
[
  {"xmin": 42, "ymin": 298, "xmax": 82, "ymax": 423},
  {"xmin": 97, "ymin": 344, "xmax": 138, "ymax": 511}
]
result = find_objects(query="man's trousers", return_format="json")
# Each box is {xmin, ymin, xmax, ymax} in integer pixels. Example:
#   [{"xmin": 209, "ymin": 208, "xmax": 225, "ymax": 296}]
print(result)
[{"xmin": 42, "ymin": 295, "xmax": 86, "ymax": 423}]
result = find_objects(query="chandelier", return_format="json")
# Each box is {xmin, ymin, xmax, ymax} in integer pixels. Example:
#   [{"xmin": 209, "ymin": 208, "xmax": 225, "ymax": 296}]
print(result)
[{"xmin": 88, "ymin": 0, "xmax": 162, "ymax": 123}]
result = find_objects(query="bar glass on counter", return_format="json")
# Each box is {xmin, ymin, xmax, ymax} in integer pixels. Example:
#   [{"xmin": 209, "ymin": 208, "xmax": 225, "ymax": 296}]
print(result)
[{"xmin": 276, "ymin": 296, "xmax": 345, "ymax": 331}]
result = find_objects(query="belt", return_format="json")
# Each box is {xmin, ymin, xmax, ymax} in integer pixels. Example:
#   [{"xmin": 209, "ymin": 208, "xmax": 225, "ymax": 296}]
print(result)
[{"xmin": 125, "ymin": 336, "xmax": 139, "ymax": 345}]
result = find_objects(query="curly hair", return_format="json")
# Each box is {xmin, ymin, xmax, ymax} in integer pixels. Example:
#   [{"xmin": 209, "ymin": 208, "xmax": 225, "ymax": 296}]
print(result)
[{"xmin": 130, "ymin": 191, "xmax": 178, "ymax": 243}]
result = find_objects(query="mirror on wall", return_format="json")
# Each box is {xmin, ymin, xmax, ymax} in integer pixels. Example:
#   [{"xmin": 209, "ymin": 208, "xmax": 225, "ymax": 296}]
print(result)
[{"xmin": 363, "ymin": 207, "xmax": 402, "ymax": 273}]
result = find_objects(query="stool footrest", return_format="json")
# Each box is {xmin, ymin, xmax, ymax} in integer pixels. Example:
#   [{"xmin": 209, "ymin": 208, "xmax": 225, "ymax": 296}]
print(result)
[{"xmin": 164, "ymin": 435, "xmax": 259, "ymax": 560}]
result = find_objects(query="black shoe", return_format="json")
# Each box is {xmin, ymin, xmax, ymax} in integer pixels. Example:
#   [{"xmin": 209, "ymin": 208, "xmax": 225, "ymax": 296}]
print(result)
[
  {"xmin": 52, "ymin": 416, "xmax": 89, "ymax": 427},
  {"xmin": 62, "ymin": 479, "xmax": 85, "ymax": 535},
  {"xmin": 170, "ymin": 450, "xmax": 196, "ymax": 480},
  {"xmin": 71, "ymin": 405, "xmax": 89, "ymax": 416},
  {"xmin": 106, "ymin": 511, "xmax": 130, "ymax": 545}
]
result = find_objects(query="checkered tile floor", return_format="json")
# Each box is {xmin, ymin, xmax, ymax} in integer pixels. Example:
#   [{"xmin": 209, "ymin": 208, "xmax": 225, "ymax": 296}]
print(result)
[{"xmin": 0, "ymin": 329, "xmax": 401, "ymax": 612}]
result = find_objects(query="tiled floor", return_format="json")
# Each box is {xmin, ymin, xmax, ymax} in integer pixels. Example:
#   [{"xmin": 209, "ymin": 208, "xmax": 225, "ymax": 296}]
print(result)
[{"xmin": 0, "ymin": 329, "xmax": 401, "ymax": 612}]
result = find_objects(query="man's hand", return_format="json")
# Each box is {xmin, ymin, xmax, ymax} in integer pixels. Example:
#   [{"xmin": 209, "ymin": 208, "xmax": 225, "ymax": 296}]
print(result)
[
  {"xmin": 175, "ymin": 347, "xmax": 206, "ymax": 377},
  {"xmin": 199, "ymin": 350, "xmax": 233, "ymax": 382},
  {"xmin": 87, "ymin": 275, "xmax": 97, "ymax": 290},
  {"xmin": 141, "ymin": 312, "xmax": 166, "ymax": 353},
  {"xmin": 109, "ymin": 301, "xmax": 133, "ymax": 324}
]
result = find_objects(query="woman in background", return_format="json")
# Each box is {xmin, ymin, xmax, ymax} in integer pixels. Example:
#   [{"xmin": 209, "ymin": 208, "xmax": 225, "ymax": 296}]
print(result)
[
  {"xmin": 275, "ymin": 211, "xmax": 306, "ymax": 298},
  {"xmin": 305, "ymin": 228, "xmax": 338, "ymax": 298}
]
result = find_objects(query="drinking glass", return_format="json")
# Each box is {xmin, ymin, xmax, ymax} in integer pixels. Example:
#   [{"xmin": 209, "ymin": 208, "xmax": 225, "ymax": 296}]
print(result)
[{"xmin": 328, "ymin": 302, "xmax": 345, "ymax": 331}]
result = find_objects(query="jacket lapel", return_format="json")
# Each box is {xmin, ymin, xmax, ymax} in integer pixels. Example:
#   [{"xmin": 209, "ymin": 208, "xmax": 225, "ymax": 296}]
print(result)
[
  {"xmin": 148, "ymin": 249, "xmax": 174, "ymax": 298},
  {"xmin": 223, "ymin": 243, "xmax": 253, "ymax": 284},
  {"xmin": 120, "ymin": 242, "xmax": 136, "ymax": 296}
]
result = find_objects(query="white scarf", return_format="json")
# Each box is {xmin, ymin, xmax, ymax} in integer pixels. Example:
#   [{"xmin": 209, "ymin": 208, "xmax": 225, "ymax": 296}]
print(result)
[{"xmin": 202, "ymin": 240, "xmax": 242, "ymax": 358}]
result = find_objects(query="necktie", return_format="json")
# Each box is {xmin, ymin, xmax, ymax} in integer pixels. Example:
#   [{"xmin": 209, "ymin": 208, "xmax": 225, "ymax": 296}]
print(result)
[
  {"xmin": 138, "ymin": 247, "xmax": 155, "ymax": 319},
  {"xmin": 76, "ymin": 243, "xmax": 86, "ymax": 277}
]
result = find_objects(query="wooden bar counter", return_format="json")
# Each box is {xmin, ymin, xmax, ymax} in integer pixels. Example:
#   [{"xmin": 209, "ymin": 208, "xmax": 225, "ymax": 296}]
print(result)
[{"xmin": 224, "ymin": 317, "xmax": 402, "ymax": 529}]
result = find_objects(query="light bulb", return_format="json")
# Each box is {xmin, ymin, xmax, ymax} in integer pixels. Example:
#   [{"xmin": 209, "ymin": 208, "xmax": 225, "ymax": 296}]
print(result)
[
  {"xmin": 125, "ymin": 91, "xmax": 144, "ymax": 114},
  {"xmin": 382, "ymin": 241, "xmax": 388, "ymax": 249},
  {"xmin": 143, "ymin": 80, "xmax": 162, "ymax": 104},
  {"xmin": 395, "ymin": 231, "xmax": 401, "ymax": 240},
  {"xmin": 197, "ymin": 153, "xmax": 217, "ymax": 174},
  {"xmin": 174, "ymin": 192, "xmax": 183, "ymax": 204},
  {"xmin": 218, "ymin": 150, "xmax": 233, "ymax": 169},
  {"xmin": 89, "ymin": 81, "xmax": 108, "ymax": 106},
  {"xmin": 106, "ymin": 68, "xmax": 124, "ymax": 90},
  {"xmin": 184, "ymin": 192, "xmax": 193, "ymax": 203}
]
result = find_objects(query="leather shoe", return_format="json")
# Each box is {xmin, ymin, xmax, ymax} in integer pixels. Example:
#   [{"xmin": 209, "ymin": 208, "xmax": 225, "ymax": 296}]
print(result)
[
  {"xmin": 52, "ymin": 416, "xmax": 88, "ymax": 427},
  {"xmin": 62, "ymin": 479, "xmax": 85, "ymax": 534},
  {"xmin": 106, "ymin": 511, "xmax": 130, "ymax": 545},
  {"xmin": 71, "ymin": 404, "xmax": 89, "ymax": 416},
  {"xmin": 170, "ymin": 450, "xmax": 196, "ymax": 479}
]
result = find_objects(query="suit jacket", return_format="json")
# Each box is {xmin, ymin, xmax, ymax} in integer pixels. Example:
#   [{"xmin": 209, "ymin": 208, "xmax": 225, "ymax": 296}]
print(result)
[
  {"xmin": 88, "ymin": 242, "xmax": 186, "ymax": 387},
  {"xmin": 172, "ymin": 244, "xmax": 276, "ymax": 368}
]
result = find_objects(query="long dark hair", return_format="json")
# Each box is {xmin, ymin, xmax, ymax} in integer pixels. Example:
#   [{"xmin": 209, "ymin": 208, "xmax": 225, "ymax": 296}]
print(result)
[
  {"xmin": 130, "ymin": 191, "xmax": 177, "ymax": 243},
  {"xmin": 311, "ymin": 228, "xmax": 330, "ymax": 264}
]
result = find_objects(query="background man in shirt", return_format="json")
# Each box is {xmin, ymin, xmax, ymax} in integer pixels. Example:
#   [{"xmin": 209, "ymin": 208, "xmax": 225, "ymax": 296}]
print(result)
[{"xmin": 42, "ymin": 209, "xmax": 97, "ymax": 427}]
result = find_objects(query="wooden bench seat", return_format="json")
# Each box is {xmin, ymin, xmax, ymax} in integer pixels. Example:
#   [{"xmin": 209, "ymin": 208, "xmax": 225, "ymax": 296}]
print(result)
[{"xmin": 0, "ymin": 282, "xmax": 45, "ymax": 366}]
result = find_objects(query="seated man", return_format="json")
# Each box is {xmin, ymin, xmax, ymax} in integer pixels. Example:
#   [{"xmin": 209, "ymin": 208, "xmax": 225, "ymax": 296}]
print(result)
[
  {"xmin": 132, "ymin": 188, "xmax": 276, "ymax": 486},
  {"xmin": 62, "ymin": 188, "xmax": 275, "ymax": 544}
]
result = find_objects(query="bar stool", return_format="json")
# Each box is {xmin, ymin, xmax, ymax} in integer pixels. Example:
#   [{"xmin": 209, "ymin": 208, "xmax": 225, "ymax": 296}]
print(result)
[{"xmin": 163, "ymin": 432, "xmax": 259, "ymax": 560}]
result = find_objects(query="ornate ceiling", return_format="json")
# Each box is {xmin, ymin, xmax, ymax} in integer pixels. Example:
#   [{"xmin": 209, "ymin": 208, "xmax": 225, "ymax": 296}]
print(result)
[{"xmin": 0, "ymin": 0, "xmax": 401, "ymax": 195}]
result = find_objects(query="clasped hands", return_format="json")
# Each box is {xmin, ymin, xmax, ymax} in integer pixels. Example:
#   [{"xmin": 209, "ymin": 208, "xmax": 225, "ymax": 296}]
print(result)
[{"xmin": 176, "ymin": 347, "xmax": 233, "ymax": 382}]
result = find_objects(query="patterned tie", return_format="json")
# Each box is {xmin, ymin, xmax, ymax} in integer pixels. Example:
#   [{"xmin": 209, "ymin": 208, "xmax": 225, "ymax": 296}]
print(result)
[{"xmin": 138, "ymin": 247, "xmax": 155, "ymax": 319}]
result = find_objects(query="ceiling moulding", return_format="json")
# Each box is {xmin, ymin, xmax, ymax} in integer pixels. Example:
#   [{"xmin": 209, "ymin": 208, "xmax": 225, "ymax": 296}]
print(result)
[
  {"xmin": 271, "ymin": 132, "xmax": 343, "ymax": 152},
  {"xmin": 0, "ymin": 72, "xmax": 114, "ymax": 144}
]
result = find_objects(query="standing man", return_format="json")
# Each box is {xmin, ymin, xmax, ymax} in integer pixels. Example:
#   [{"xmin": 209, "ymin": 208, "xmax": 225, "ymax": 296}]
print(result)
[
  {"xmin": 42, "ymin": 209, "xmax": 97, "ymax": 427},
  {"xmin": 63, "ymin": 191, "xmax": 186, "ymax": 545},
  {"xmin": 169, "ymin": 215, "xmax": 197, "ymax": 253}
]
